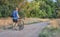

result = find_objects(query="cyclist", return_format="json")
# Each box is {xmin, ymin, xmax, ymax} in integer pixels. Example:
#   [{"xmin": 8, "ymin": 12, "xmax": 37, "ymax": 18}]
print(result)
[{"xmin": 12, "ymin": 7, "xmax": 19, "ymax": 28}]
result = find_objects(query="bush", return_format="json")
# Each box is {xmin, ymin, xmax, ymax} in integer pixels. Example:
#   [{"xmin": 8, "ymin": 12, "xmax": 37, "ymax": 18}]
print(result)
[{"xmin": 39, "ymin": 27, "xmax": 60, "ymax": 37}]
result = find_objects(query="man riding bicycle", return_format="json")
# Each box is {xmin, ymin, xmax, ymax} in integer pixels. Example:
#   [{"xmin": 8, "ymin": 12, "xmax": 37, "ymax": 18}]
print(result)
[{"xmin": 12, "ymin": 7, "xmax": 19, "ymax": 28}]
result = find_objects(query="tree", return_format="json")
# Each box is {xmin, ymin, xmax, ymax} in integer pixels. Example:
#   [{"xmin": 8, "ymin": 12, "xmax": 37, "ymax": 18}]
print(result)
[{"xmin": 0, "ymin": 0, "xmax": 25, "ymax": 18}]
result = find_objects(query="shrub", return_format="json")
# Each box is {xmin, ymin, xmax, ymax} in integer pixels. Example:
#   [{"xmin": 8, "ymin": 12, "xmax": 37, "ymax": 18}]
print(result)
[{"xmin": 39, "ymin": 27, "xmax": 60, "ymax": 37}]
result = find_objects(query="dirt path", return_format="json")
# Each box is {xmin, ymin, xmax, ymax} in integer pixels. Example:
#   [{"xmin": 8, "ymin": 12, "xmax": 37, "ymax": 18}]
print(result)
[{"xmin": 0, "ymin": 22, "xmax": 49, "ymax": 37}]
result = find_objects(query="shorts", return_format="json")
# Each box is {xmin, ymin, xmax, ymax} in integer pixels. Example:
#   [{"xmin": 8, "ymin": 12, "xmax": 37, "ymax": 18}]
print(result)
[{"xmin": 13, "ymin": 19, "xmax": 18, "ymax": 23}]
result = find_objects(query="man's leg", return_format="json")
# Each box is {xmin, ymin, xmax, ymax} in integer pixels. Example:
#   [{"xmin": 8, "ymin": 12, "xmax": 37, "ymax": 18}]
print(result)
[
  {"xmin": 12, "ymin": 19, "xmax": 17, "ymax": 29},
  {"xmin": 15, "ymin": 19, "xmax": 18, "ymax": 27},
  {"xmin": 15, "ymin": 23, "xmax": 18, "ymax": 27},
  {"xmin": 13, "ymin": 22, "xmax": 15, "ymax": 27},
  {"xmin": 14, "ymin": 19, "xmax": 18, "ymax": 28},
  {"xmin": 12, "ymin": 19, "xmax": 18, "ymax": 30}
]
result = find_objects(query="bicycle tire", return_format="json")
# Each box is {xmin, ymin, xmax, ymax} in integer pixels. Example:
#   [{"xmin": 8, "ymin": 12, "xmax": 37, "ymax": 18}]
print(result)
[{"xmin": 18, "ymin": 19, "xmax": 24, "ymax": 30}]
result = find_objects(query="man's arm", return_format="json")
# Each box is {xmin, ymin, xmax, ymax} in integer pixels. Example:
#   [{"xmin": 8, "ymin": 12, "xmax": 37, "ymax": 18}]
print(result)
[
  {"xmin": 16, "ymin": 12, "xmax": 19, "ymax": 18},
  {"xmin": 17, "ymin": 13, "xmax": 19, "ymax": 18}
]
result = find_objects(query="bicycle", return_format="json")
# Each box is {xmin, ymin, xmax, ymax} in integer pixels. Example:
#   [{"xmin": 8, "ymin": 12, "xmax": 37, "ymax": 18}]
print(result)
[{"xmin": 12, "ymin": 17, "xmax": 24, "ymax": 30}]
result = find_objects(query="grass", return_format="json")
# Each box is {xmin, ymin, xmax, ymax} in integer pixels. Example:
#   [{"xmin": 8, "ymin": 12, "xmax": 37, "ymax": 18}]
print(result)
[{"xmin": 39, "ymin": 26, "xmax": 60, "ymax": 37}]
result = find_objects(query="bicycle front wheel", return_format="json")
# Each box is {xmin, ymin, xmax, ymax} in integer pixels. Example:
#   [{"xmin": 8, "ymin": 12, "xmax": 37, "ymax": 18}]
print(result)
[{"xmin": 18, "ymin": 19, "xmax": 24, "ymax": 30}]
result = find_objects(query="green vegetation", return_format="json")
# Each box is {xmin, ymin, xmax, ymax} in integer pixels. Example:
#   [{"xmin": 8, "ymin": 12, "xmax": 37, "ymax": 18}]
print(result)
[
  {"xmin": 0, "ymin": 0, "xmax": 60, "ymax": 18},
  {"xmin": 39, "ymin": 26, "xmax": 60, "ymax": 37}
]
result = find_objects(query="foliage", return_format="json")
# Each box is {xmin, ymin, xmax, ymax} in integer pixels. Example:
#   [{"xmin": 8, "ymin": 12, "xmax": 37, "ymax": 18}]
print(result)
[
  {"xmin": 0, "ymin": 0, "xmax": 60, "ymax": 18},
  {"xmin": 39, "ymin": 27, "xmax": 60, "ymax": 37}
]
